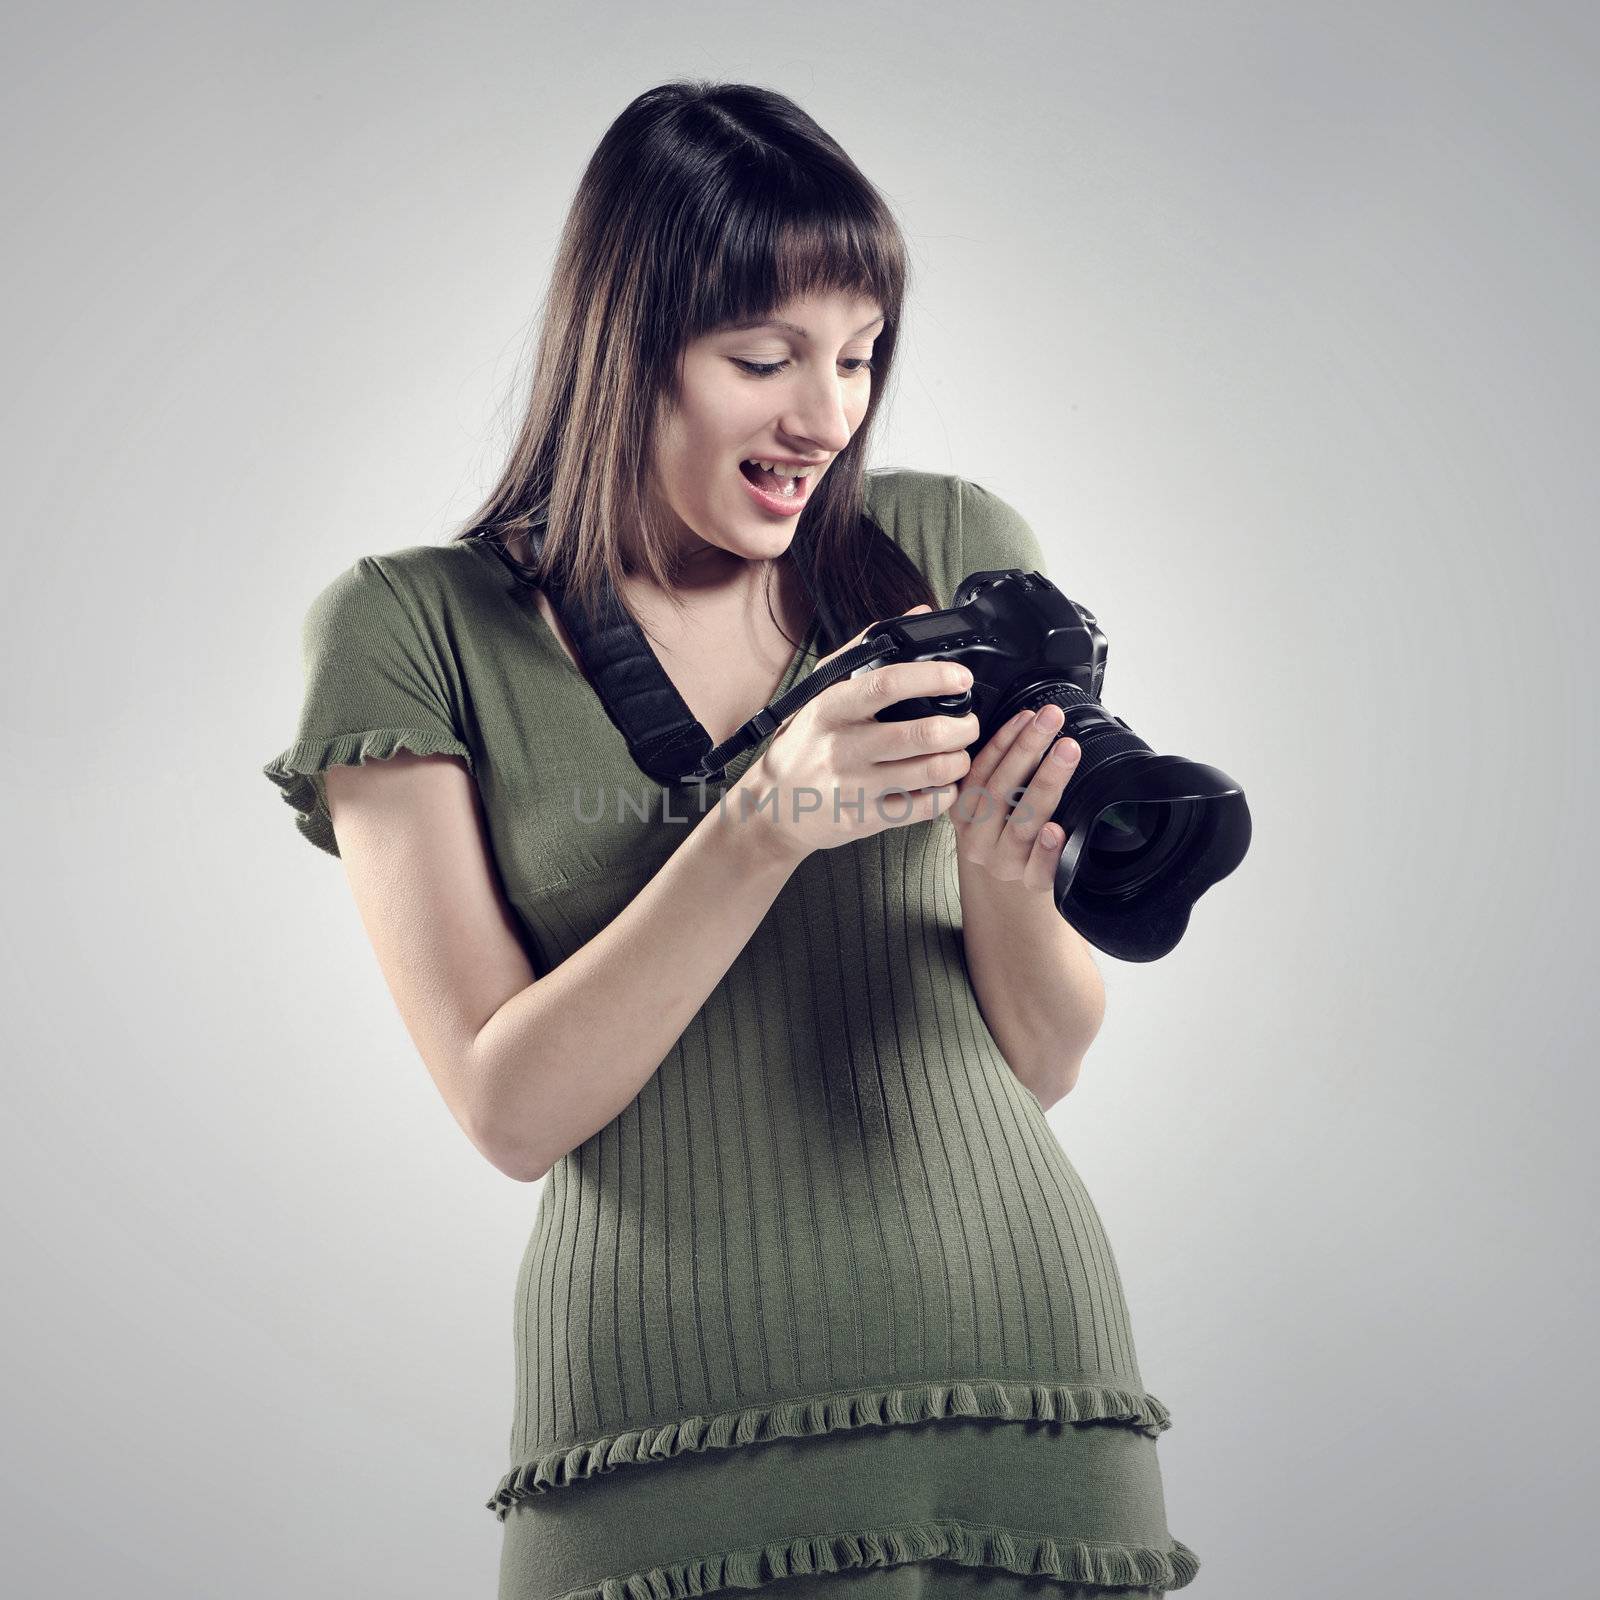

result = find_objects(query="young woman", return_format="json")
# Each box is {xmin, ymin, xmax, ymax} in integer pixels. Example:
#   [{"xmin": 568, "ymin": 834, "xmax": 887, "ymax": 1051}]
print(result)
[{"xmin": 264, "ymin": 80, "xmax": 1199, "ymax": 1600}]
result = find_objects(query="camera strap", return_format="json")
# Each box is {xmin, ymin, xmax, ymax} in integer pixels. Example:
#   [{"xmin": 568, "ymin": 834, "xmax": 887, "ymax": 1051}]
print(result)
[
  {"xmin": 687, "ymin": 632, "xmax": 894, "ymax": 782},
  {"xmin": 480, "ymin": 514, "xmax": 899, "ymax": 788}
]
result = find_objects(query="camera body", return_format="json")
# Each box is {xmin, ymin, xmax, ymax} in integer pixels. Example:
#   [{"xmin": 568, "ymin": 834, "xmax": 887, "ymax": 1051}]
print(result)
[
  {"xmin": 865, "ymin": 567, "xmax": 1110, "ymax": 740},
  {"xmin": 854, "ymin": 568, "xmax": 1252, "ymax": 963}
]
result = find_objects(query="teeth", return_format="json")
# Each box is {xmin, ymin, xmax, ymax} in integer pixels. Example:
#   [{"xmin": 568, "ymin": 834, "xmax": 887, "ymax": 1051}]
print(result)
[{"xmin": 743, "ymin": 458, "xmax": 819, "ymax": 479}]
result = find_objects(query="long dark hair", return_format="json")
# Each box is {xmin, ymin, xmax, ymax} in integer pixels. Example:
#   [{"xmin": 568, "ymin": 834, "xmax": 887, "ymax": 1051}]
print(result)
[{"xmin": 449, "ymin": 79, "xmax": 938, "ymax": 651}]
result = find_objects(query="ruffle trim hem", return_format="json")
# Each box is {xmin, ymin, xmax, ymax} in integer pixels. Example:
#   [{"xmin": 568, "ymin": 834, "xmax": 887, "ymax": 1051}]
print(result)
[
  {"xmin": 487, "ymin": 1378, "xmax": 1174, "ymax": 1517},
  {"xmin": 539, "ymin": 1518, "xmax": 1200, "ymax": 1598},
  {"xmin": 263, "ymin": 728, "xmax": 476, "ymax": 857}
]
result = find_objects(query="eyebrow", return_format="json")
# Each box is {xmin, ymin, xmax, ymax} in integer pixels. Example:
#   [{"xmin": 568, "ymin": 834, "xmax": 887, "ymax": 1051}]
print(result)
[{"xmin": 722, "ymin": 314, "xmax": 886, "ymax": 339}]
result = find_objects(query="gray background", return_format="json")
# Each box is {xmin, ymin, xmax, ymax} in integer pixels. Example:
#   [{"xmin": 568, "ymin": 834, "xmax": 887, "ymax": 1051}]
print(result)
[{"xmin": 3, "ymin": 2, "xmax": 1594, "ymax": 1594}]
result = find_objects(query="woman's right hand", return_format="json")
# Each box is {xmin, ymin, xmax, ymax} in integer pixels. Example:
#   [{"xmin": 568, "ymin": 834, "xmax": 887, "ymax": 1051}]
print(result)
[{"xmin": 725, "ymin": 605, "xmax": 982, "ymax": 866}]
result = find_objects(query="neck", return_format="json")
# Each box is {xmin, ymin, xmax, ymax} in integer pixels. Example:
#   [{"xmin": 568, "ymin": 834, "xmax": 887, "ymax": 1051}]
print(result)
[{"xmin": 627, "ymin": 538, "xmax": 767, "ymax": 603}]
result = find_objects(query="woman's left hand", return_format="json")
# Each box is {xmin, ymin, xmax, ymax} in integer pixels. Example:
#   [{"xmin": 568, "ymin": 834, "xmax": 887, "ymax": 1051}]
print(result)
[{"xmin": 949, "ymin": 703, "xmax": 1080, "ymax": 894}]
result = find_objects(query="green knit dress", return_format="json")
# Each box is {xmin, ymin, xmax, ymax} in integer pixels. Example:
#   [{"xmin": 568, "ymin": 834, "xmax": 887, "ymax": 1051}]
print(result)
[{"xmin": 263, "ymin": 469, "xmax": 1200, "ymax": 1599}]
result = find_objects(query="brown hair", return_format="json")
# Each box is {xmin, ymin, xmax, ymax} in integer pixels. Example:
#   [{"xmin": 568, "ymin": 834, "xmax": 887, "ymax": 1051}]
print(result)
[{"xmin": 450, "ymin": 78, "xmax": 938, "ymax": 652}]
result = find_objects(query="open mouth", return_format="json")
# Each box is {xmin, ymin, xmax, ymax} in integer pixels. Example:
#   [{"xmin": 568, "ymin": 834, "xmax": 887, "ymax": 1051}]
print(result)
[{"xmin": 738, "ymin": 460, "xmax": 811, "ymax": 500}]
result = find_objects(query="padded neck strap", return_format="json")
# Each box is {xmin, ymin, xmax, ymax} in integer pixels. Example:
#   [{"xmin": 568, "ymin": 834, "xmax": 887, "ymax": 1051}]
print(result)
[{"xmin": 482, "ymin": 515, "xmax": 897, "ymax": 787}]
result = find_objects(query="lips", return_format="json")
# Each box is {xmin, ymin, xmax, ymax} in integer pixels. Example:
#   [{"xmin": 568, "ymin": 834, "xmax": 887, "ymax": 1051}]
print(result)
[{"xmin": 737, "ymin": 459, "xmax": 815, "ymax": 515}]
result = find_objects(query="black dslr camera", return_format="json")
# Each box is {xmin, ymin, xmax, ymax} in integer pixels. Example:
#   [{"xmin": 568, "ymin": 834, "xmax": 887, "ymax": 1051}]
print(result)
[{"xmin": 856, "ymin": 567, "xmax": 1251, "ymax": 962}]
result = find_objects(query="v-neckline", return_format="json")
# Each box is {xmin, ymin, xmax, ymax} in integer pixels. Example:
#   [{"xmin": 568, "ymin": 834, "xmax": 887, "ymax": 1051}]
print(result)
[{"xmin": 466, "ymin": 537, "xmax": 820, "ymax": 785}]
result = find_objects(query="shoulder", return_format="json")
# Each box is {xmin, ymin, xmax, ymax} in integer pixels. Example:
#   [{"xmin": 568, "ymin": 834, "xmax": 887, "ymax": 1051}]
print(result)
[
  {"xmin": 950, "ymin": 476, "xmax": 1047, "ymax": 578},
  {"xmin": 354, "ymin": 539, "xmax": 488, "ymax": 606},
  {"xmin": 862, "ymin": 469, "xmax": 1045, "ymax": 604},
  {"xmin": 864, "ymin": 466, "xmax": 958, "ymax": 517},
  {"xmin": 862, "ymin": 469, "xmax": 962, "ymax": 604},
  {"xmin": 302, "ymin": 540, "xmax": 490, "ymax": 635}
]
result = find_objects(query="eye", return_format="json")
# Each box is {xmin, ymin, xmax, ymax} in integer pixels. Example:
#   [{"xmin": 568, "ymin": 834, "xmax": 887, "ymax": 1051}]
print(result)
[{"xmin": 732, "ymin": 358, "xmax": 876, "ymax": 378}]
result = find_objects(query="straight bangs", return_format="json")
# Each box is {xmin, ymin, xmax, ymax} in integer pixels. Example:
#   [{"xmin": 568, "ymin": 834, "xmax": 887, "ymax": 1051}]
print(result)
[{"xmin": 673, "ymin": 183, "xmax": 905, "ymax": 353}]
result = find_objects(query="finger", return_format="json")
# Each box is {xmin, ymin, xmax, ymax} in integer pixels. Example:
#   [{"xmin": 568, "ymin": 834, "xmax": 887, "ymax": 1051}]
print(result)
[
  {"xmin": 1021, "ymin": 819, "xmax": 1067, "ymax": 894},
  {"xmin": 998, "ymin": 741, "xmax": 1079, "ymax": 871},
  {"xmin": 821, "ymin": 659, "xmax": 970, "ymax": 744},
  {"xmin": 965, "ymin": 707, "xmax": 1036, "ymax": 790},
  {"xmin": 989, "ymin": 706, "xmax": 1073, "ymax": 828},
  {"xmin": 821, "ymin": 607, "xmax": 969, "ymax": 738},
  {"xmin": 959, "ymin": 708, "xmax": 1055, "ymax": 854},
  {"xmin": 947, "ymin": 710, "xmax": 1028, "ymax": 832}
]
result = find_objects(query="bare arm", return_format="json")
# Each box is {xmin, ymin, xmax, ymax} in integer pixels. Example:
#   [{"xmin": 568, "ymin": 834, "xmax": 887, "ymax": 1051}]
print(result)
[
  {"xmin": 956, "ymin": 845, "xmax": 1105, "ymax": 1108},
  {"xmin": 468, "ymin": 796, "xmax": 800, "ymax": 1181},
  {"xmin": 323, "ymin": 750, "xmax": 801, "ymax": 1183},
  {"xmin": 322, "ymin": 611, "xmax": 977, "ymax": 1183}
]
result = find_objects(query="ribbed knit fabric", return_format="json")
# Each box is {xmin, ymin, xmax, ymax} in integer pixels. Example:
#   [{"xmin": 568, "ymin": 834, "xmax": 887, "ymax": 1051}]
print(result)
[{"xmin": 263, "ymin": 469, "xmax": 1198, "ymax": 1597}]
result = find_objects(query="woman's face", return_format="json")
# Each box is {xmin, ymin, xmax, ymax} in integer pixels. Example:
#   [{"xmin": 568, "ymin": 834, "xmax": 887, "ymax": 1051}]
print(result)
[{"xmin": 646, "ymin": 289, "xmax": 885, "ymax": 577}]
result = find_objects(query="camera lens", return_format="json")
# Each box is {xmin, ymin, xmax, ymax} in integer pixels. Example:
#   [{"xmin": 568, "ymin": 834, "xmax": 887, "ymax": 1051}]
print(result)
[
  {"xmin": 961, "ymin": 580, "xmax": 1251, "ymax": 958},
  {"xmin": 1087, "ymin": 801, "xmax": 1159, "ymax": 858},
  {"xmin": 1080, "ymin": 798, "xmax": 1202, "ymax": 895}
]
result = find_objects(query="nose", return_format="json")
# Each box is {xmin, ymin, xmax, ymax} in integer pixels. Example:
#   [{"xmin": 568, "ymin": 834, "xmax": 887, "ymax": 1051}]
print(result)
[{"xmin": 780, "ymin": 367, "xmax": 857, "ymax": 455}]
